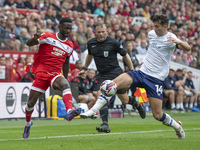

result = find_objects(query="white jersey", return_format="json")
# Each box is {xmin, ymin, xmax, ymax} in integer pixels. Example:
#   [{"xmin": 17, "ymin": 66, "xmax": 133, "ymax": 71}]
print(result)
[{"xmin": 140, "ymin": 30, "xmax": 180, "ymax": 81}]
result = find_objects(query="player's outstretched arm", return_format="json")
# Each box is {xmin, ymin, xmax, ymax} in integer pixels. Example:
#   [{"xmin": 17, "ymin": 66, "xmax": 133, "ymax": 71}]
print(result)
[
  {"xmin": 167, "ymin": 36, "xmax": 191, "ymax": 51},
  {"xmin": 26, "ymin": 29, "xmax": 41, "ymax": 46}
]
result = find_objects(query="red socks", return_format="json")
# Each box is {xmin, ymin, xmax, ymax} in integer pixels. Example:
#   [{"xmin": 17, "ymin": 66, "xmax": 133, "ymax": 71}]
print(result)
[
  {"xmin": 25, "ymin": 107, "xmax": 34, "ymax": 122},
  {"xmin": 62, "ymin": 89, "xmax": 73, "ymax": 111}
]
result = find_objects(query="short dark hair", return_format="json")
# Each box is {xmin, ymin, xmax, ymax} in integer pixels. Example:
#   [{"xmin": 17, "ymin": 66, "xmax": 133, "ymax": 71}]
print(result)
[
  {"xmin": 153, "ymin": 14, "xmax": 169, "ymax": 26},
  {"xmin": 176, "ymin": 69, "xmax": 182, "ymax": 72},
  {"xmin": 95, "ymin": 22, "xmax": 106, "ymax": 29},
  {"xmin": 59, "ymin": 17, "xmax": 72, "ymax": 24},
  {"xmin": 170, "ymin": 68, "xmax": 174, "ymax": 72}
]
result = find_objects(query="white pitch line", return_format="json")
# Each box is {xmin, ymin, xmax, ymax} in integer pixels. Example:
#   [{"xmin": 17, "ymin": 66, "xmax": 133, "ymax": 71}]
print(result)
[{"xmin": 0, "ymin": 128, "xmax": 200, "ymax": 141}]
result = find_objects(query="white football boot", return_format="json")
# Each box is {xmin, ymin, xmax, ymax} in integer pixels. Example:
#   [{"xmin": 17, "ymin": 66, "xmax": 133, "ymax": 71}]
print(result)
[
  {"xmin": 176, "ymin": 121, "xmax": 185, "ymax": 139},
  {"xmin": 80, "ymin": 109, "xmax": 98, "ymax": 119}
]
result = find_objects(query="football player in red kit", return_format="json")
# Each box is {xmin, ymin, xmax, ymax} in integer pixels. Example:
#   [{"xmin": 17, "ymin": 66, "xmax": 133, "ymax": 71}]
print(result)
[{"xmin": 23, "ymin": 17, "xmax": 81, "ymax": 139}]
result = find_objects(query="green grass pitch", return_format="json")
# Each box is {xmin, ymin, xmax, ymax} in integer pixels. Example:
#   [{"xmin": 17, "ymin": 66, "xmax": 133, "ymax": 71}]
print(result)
[{"xmin": 0, "ymin": 110, "xmax": 200, "ymax": 150}]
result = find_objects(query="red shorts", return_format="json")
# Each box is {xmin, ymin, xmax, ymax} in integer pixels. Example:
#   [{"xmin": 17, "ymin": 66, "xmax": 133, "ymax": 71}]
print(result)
[{"xmin": 31, "ymin": 71, "xmax": 63, "ymax": 93}]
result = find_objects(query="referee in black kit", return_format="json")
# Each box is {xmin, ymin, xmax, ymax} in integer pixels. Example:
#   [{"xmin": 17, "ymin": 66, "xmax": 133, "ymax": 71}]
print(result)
[{"xmin": 80, "ymin": 22, "xmax": 146, "ymax": 133}]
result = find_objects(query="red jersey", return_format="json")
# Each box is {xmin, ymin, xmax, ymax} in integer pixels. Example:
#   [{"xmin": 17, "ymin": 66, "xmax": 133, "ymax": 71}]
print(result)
[{"xmin": 32, "ymin": 32, "xmax": 74, "ymax": 74}]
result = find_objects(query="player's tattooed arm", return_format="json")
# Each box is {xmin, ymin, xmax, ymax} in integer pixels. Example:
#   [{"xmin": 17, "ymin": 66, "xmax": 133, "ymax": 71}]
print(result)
[{"xmin": 26, "ymin": 29, "xmax": 41, "ymax": 46}]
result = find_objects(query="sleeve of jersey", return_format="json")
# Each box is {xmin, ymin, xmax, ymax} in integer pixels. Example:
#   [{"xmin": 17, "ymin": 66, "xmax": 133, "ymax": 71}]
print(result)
[
  {"xmin": 171, "ymin": 33, "xmax": 181, "ymax": 48},
  {"xmin": 115, "ymin": 41, "xmax": 127, "ymax": 56},
  {"xmin": 69, "ymin": 42, "xmax": 74, "ymax": 56},
  {"xmin": 38, "ymin": 32, "xmax": 48, "ymax": 44}
]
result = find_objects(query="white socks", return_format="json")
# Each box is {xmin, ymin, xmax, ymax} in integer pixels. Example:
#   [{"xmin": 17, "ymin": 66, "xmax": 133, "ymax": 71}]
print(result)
[
  {"xmin": 171, "ymin": 103, "xmax": 175, "ymax": 109},
  {"xmin": 25, "ymin": 105, "xmax": 34, "ymax": 111},
  {"xmin": 163, "ymin": 113, "xmax": 180, "ymax": 131},
  {"xmin": 92, "ymin": 94, "xmax": 111, "ymax": 112}
]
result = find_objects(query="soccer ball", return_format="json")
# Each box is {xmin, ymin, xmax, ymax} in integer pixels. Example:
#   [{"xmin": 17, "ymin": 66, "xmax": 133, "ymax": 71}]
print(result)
[{"xmin": 100, "ymin": 80, "xmax": 117, "ymax": 97}]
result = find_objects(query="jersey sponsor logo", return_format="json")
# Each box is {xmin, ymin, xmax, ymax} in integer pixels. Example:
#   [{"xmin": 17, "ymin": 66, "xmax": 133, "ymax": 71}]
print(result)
[
  {"xmin": 52, "ymin": 47, "xmax": 66, "ymax": 57},
  {"xmin": 92, "ymin": 45, "xmax": 96, "ymax": 48},
  {"xmin": 104, "ymin": 51, "xmax": 109, "ymax": 57}
]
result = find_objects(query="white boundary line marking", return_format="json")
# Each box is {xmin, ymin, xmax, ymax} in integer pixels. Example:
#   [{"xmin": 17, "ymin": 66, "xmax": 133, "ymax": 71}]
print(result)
[{"xmin": 0, "ymin": 128, "xmax": 200, "ymax": 141}]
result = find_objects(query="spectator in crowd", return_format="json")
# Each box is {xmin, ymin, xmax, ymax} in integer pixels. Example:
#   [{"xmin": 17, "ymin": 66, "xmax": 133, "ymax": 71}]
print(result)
[
  {"xmin": 189, "ymin": 60, "xmax": 198, "ymax": 68},
  {"xmin": 24, "ymin": 0, "xmax": 38, "ymax": 9},
  {"xmin": 136, "ymin": 39, "xmax": 147, "ymax": 55},
  {"xmin": 18, "ymin": 57, "xmax": 26, "ymax": 67},
  {"xmin": 196, "ymin": 56, "xmax": 200, "ymax": 69},
  {"xmin": 173, "ymin": 68, "xmax": 187, "ymax": 112},
  {"xmin": 24, "ymin": 55, "xmax": 34, "ymax": 72},
  {"xmin": 94, "ymin": 2, "xmax": 105, "ymax": 17},
  {"xmin": 69, "ymin": 28, "xmax": 80, "ymax": 51},
  {"xmin": 180, "ymin": 53, "xmax": 189, "ymax": 66},
  {"xmin": 0, "ymin": 56, "xmax": 6, "ymax": 66},
  {"xmin": 6, "ymin": 20, "xmax": 15, "ymax": 33},
  {"xmin": 79, "ymin": 0, "xmax": 90, "ymax": 13},
  {"xmin": 71, "ymin": 71, "xmax": 96, "ymax": 109},
  {"xmin": 6, "ymin": 57, "xmax": 14, "ymax": 67},
  {"xmin": 21, "ymin": 17, "xmax": 28, "ymax": 29},
  {"xmin": 76, "ymin": 24, "xmax": 87, "ymax": 52},
  {"xmin": 163, "ymin": 69, "xmax": 179, "ymax": 111},
  {"xmin": 85, "ymin": 69, "xmax": 98, "ymax": 100},
  {"xmin": 45, "ymin": 19, "xmax": 54, "ymax": 32},
  {"xmin": 184, "ymin": 71, "xmax": 198, "ymax": 109},
  {"xmin": 4, "ymin": 39, "xmax": 17, "ymax": 51},
  {"xmin": 123, "ymin": 41, "xmax": 139, "ymax": 71},
  {"xmin": 143, "ymin": 5, "xmax": 151, "ymax": 18},
  {"xmin": 20, "ymin": 65, "xmax": 34, "ymax": 82},
  {"xmin": 87, "ymin": 0, "xmax": 97, "ymax": 14},
  {"xmin": 175, "ymin": 54, "xmax": 182, "ymax": 64},
  {"xmin": 15, "ymin": 0, "xmax": 25, "ymax": 8},
  {"xmin": 3, "ymin": 0, "xmax": 15, "ymax": 7},
  {"xmin": 71, "ymin": 0, "xmax": 80, "ymax": 11}
]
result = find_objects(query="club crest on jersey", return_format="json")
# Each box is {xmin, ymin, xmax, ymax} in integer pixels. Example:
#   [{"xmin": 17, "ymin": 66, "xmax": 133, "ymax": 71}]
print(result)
[{"xmin": 104, "ymin": 51, "xmax": 109, "ymax": 57}]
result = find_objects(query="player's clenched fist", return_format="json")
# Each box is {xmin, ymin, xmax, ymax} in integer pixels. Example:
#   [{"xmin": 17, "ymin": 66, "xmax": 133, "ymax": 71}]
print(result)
[{"xmin": 34, "ymin": 29, "xmax": 41, "ymax": 40}]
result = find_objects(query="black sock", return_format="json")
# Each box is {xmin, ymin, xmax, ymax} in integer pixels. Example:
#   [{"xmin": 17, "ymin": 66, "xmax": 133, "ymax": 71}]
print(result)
[
  {"xmin": 100, "ymin": 104, "xmax": 108, "ymax": 125},
  {"xmin": 128, "ymin": 96, "xmax": 139, "ymax": 108}
]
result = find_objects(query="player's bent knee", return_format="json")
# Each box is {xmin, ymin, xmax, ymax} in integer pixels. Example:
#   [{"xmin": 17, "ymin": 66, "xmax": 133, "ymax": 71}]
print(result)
[
  {"xmin": 27, "ymin": 101, "xmax": 35, "ymax": 108},
  {"xmin": 152, "ymin": 112, "xmax": 162, "ymax": 120}
]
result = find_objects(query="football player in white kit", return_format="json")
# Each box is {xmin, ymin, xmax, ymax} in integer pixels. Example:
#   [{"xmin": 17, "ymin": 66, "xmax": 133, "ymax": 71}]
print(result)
[{"xmin": 83, "ymin": 14, "xmax": 190, "ymax": 139}]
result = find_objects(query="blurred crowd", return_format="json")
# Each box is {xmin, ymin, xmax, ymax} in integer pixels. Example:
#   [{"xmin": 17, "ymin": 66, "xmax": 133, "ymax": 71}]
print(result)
[{"xmin": 0, "ymin": 0, "xmax": 200, "ymax": 72}]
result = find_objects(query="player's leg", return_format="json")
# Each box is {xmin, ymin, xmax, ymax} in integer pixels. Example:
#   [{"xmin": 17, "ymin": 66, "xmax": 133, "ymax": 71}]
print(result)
[
  {"xmin": 113, "ymin": 73, "xmax": 133, "ymax": 89},
  {"xmin": 194, "ymin": 91, "xmax": 200, "ymax": 107},
  {"xmin": 23, "ymin": 75, "xmax": 46, "ymax": 139},
  {"xmin": 78, "ymin": 94, "xmax": 96, "ymax": 109},
  {"xmin": 23, "ymin": 90, "xmax": 42, "ymax": 139},
  {"xmin": 53, "ymin": 76, "xmax": 81, "ymax": 121},
  {"xmin": 189, "ymin": 95, "xmax": 195, "ymax": 109},
  {"xmin": 175, "ymin": 86, "xmax": 184, "ymax": 111},
  {"xmin": 149, "ymin": 97, "xmax": 185, "ymax": 139},
  {"xmin": 117, "ymin": 92, "xmax": 146, "ymax": 119}
]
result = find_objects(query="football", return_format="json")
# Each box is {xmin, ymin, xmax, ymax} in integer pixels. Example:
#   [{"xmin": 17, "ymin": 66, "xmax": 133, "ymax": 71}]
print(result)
[{"xmin": 100, "ymin": 80, "xmax": 117, "ymax": 97}]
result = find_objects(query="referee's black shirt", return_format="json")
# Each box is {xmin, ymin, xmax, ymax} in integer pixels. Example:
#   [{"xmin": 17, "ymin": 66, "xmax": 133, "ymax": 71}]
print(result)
[{"xmin": 87, "ymin": 36, "xmax": 127, "ymax": 74}]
